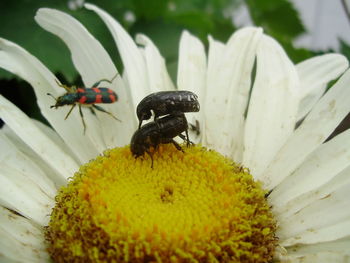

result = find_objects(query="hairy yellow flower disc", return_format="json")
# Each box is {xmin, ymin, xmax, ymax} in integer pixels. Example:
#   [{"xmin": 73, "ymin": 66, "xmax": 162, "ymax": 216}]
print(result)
[{"xmin": 46, "ymin": 145, "xmax": 276, "ymax": 262}]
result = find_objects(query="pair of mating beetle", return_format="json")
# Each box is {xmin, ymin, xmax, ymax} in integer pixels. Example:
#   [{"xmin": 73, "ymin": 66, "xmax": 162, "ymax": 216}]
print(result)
[
  {"xmin": 130, "ymin": 91, "xmax": 200, "ymax": 166},
  {"xmin": 48, "ymin": 75, "xmax": 200, "ymax": 165}
]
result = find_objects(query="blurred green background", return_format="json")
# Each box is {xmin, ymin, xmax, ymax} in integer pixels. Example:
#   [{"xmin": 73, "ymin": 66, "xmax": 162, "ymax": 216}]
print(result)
[{"xmin": 0, "ymin": 0, "xmax": 350, "ymax": 124}]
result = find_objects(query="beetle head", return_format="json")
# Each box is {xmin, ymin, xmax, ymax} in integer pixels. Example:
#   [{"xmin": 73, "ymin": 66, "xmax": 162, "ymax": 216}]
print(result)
[
  {"xmin": 130, "ymin": 139, "xmax": 145, "ymax": 158},
  {"xmin": 136, "ymin": 110, "xmax": 152, "ymax": 129},
  {"xmin": 193, "ymin": 102, "xmax": 200, "ymax": 112},
  {"xmin": 47, "ymin": 93, "xmax": 76, "ymax": 108}
]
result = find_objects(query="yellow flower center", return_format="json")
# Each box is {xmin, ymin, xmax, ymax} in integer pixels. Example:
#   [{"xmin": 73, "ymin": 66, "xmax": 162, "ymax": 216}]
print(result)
[{"xmin": 46, "ymin": 144, "xmax": 276, "ymax": 262}]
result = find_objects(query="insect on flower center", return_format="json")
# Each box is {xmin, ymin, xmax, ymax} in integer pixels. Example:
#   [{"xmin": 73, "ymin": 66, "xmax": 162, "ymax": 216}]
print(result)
[{"xmin": 46, "ymin": 144, "xmax": 277, "ymax": 262}]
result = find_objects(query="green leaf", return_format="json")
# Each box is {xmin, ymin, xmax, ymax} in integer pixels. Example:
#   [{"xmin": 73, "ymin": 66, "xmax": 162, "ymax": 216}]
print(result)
[
  {"xmin": 211, "ymin": 17, "xmax": 236, "ymax": 43},
  {"xmin": 0, "ymin": 0, "xmax": 132, "ymax": 82},
  {"xmin": 131, "ymin": 0, "xmax": 168, "ymax": 19},
  {"xmin": 167, "ymin": 10, "xmax": 214, "ymax": 40},
  {"xmin": 339, "ymin": 38, "xmax": 350, "ymax": 62},
  {"xmin": 0, "ymin": 0, "xmax": 77, "ymax": 81},
  {"xmin": 246, "ymin": 0, "xmax": 306, "ymax": 40},
  {"xmin": 276, "ymin": 38, "xmax": 314, "ymax": 63}
]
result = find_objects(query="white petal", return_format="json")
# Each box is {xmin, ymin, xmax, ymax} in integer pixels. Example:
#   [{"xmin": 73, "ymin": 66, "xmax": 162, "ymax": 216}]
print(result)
[
  {"xmin": 177, "ymin": 30, "xmax": 207, "ymax": 143},
  {"xmin": 0, "ymin": 206, "xmax": 50, "ymax": 262},
  {"xmin": 281, "ymin": 220, "xmax": 350, "ymax": 247},
  {"xmin": 297, "ymin": 86, "xmax": 326, "ymax": 123},
  {"xmin": 260, "ymin": 68, "xmax": 350, "ymax": 189},
  {"xmin": 0, "ymin": 132, "xmax": 57, "ymax": 198},
  {"xmin": 297, "ymin": 54, "xmax": 349, "ymax": 100},
  {"xmin": 297, "ymin": 54, "xmax": 349, "ymax": 120},
  {"xmin": 277, "ymin": 182, "xmax": 350, "ymax": 240},
  {"xmin": 207, "ymin": 36, "xmax": 225, "ymax": 79},
  {"xmin": 202, "ymin": 36, "xmax": 225, "ymax": 146},
  {"xmin": 281, "ymin": 252, "xmax": 349, "ymax": 263},
  {"xmin": 0, "ymin": 164, "xmax": 54, "ymax": 225},
  {"xmin": 281, "ymin": 237, "xmax": 350, "ymax": 262},
  {"xmin": 85, "ymin": 3, "xmax": 150, "ymax": 107},
  {"xmin": 177, "ymin": 31, "xmax": 206, "ymax": 104},
  {"xmin": 276, "ymin": 166, "xmax": 350, "ymax": 231},
  {"xmin": 0, "ymin": 38, "xmax": 106, "ymax": 162},
  {"xmin": 35, "ymin": 8, "xmax": 135, "ymax": 148},
  {"xmin": 32, "ymin": 119, "xmax": 79, "ymax": 164},
  {"xmin": 136, "ymin": 34, "xmax": 175, "ymax": 92},
  {"xmin": 270, "ymin": 129, "xmax": 350, "ymax": 210},
  {"xmin": 0, "ymin": 95, "xmax": 78, "ymax": 180},
  {"xmin": 0, "ymin": 256, "xmax": 19, "ymax": 263},
  {"xmin": 35, "ymin": 8, "xmax": 117, "ymax": 88},
  {"xmin": 205, "ymin": 27, "xmax": 262, "ymax": 161},
  {"xmin": 2, "ymin": 125, "xmax": 67, "ymax": 187},
  {"xmin": 243, "ymin": 34, "xmax": 299, "ymax": 179}
]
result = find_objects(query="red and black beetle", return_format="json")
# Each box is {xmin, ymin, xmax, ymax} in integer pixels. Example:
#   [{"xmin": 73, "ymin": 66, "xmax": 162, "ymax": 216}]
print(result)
[{"xmin": 48, "ymin": 74, "xmax": 120, "ymax": 134}]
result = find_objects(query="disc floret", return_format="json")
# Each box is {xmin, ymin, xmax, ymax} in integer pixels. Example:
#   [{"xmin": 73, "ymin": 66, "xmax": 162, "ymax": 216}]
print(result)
[{"xmin": 46, "ymin": 145, "xmax": 276, "ymax": 262}]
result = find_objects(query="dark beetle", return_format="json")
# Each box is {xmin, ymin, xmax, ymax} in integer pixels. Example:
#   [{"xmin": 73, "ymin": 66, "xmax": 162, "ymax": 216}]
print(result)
[
  {"xmin": 136, "ymin": 91, "xmax": 200, "ymax": 128},
  {"xmin": 131, "ymin": 114, "xmax": 190, "ymax": 167}
]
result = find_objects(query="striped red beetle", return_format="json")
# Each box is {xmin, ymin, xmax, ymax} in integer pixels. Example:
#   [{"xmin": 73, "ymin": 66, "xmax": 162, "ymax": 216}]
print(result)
[{"xmin": 48, "ymin": 74, "xmax": 120, "ymax": 134}]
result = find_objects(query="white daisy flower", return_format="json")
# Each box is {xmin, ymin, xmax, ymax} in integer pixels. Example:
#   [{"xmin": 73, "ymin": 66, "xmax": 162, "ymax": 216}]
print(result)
[{"xmin": 0, "ymin": 3, "xmax": 349, "ymax": 262}]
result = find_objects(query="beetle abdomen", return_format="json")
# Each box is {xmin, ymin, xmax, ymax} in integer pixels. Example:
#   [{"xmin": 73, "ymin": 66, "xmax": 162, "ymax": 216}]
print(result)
[
  {"xmin": 77, "ymin": 88, "xmax": 118, "ymax": 104},
  {"xmin": 149, "ymin": 91, "xmax": 199, "ymax": 115},
  {"xmin": 136, "ymin": 90, "xmax": 200, "ymax": 127},
  {"xmin": 131, "ymin": 114, "xmax": 188, "ymax": 157}
]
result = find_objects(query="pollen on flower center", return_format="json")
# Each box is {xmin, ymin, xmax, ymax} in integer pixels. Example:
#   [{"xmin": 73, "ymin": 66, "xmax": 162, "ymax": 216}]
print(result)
[{"xmin": 46, "ymin": 144, "xmax": 277, "ymax": 262}]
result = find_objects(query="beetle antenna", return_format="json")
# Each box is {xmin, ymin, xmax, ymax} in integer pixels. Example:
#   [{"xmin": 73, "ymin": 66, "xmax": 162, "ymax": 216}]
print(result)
[
  {"xmin": 110, "ymin": 72, "xmax": 119, "ymax": 83},
  {"xmin": 47, "ymin": 93, "xmax": 57, "ymax": 101},
  {"xmin": 47, "ymin": 93, "xmax": 57, "ymax": 108}
]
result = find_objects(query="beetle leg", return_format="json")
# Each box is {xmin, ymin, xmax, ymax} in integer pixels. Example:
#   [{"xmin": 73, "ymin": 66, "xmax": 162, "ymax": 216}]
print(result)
[
  {"xmin": 177, "ymin": 113, "xmax": 191, "ymax": 146},
  {"xmin": 189, "ymin": 120, "xmax": 200, "ymax": 136},
  {"xmin": 92, "ymin": 105, "xmax": 121, "ymax": 122},
  {"xmin": 89, "ymin": 107, "xmax": 96, "ymax": 115},
  {"xmin": 178, "ymin": 134, "xmax": 186, "ymax": 141},
  {"xmin": 264, "ymin": 189, "xmax": 273, "ymax": 198},
  {"xmin": 78, "ymin": 105, "xmax": 87, "ymax": 134},
  {"xmin": 55, "ymin": 79, "xmax": 74, "ymax": 93},
  {"xmin": 184, "ymin": 128, "xmax": 190, "ymax": 146},
  {"xmin": 145, "ymin": 150, "xmax": 154, "ymax": 168},
  {"xmin": 178, "ymin": 133, "xmax": 194, "ymax": 146},
  {"xmin": 64, "ymin": 104, "xmax": 76, "ymax": 120},
  {"xmin": 170, "ymin": 139, "xmax": 184, "ymax": 152},
  {"xmin": 91, "ymin": 73, "xmax": 119, "ymax": 87}
]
